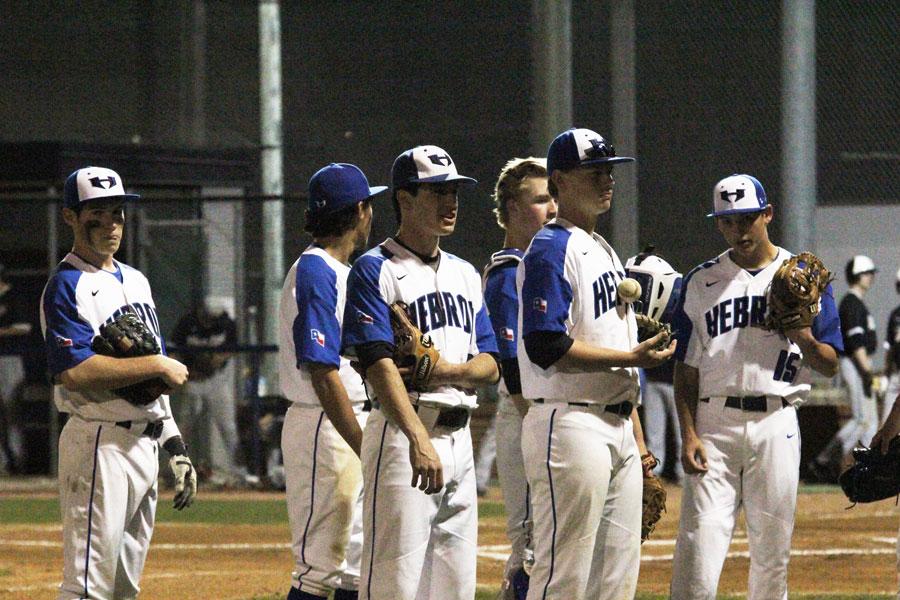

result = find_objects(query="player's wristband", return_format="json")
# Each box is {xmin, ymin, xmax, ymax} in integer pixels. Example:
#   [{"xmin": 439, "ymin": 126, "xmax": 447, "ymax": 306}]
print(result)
[{"xmin": 163, "ymin": 436, "xmax": 188, "ymax": 457}]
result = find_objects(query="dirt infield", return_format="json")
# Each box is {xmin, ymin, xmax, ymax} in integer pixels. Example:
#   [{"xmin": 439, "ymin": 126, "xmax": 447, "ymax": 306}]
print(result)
[{"xmin": 0, "ymin": 483, "xmax": 897, "ymax": 599}]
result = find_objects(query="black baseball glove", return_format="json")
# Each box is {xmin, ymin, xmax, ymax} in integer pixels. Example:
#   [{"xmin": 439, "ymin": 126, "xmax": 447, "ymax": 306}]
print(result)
[
  {"xmin": 838, "ymin": 438, "xmax": 900, "ymax": 504},
  {"xmin": 91, "ymin": 312, "xmax": 168, "ymax": 405}
]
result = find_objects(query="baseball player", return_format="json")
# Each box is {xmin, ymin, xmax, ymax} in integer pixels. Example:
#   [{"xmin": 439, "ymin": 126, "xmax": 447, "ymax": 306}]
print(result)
[
  {"xmin": 669, "ymin": 174, "xmax": 842, "ymax": 600},
  {"xmin": 810, "ymin": 255, "xmax": 878, "ymax": 479},
  {"xmin": 40, "ymin": 166, "xmax": 197, "ymax": 599},
  {"xmin": 517, "ymin": 128, "xmax": 674, "ymax": 599},
  {"xmin": 885, "ymin": 269, "xmax": 900, "ymax": 421},
  {"xmin": 625, "ymin": 249, "xmax": 685, "ymax": 484},
  {"xmin": 0, "ymin": 262, "xmax": 31, "ymax": 473},
  {"xmin": 170, "ymin": 299, "xmax": 241, "ymax": 485},
  {"xmin": 483, "ymin": 157, "xmax": 556, "ymax": 598},
  {"xmin": 341, "ymin": 145, "xmax": 500, "ymax": 600},
  {"xmin": 278, "ymin": 163, "xmax": 386, "ymax": 600}
]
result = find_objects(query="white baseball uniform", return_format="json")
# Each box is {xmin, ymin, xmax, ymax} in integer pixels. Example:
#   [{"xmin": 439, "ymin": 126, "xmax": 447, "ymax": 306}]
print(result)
[
  {"xmin": 342, "ymin": 237, "xmax": 498, "ymax": 600},
  {"xmin": 40, "ymin": 253, "xmax": 183, "ymax": 600},
  {"xmin": 669, "ymin": 247, "xmax": 843, "ymax": 600},
  {"xmin": 278, "ymin": 245, "xmax": 368, "ymax": 597},
  {"xmin": 483, "ymin": 248, "xmax": 533, "ymax": 581},
  {"xmin": 517, "ymin": 218, "xmax": 643, "ymax": 600}
]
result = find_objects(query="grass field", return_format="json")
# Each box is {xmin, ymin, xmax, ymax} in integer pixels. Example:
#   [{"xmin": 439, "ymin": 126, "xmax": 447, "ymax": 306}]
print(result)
[{"xmin": 0, "ymin": 481, "xmax": 897, "ymax": 599}]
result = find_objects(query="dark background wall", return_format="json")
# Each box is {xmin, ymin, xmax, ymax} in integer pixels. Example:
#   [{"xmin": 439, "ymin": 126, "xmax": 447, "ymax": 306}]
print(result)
[{"xmin": 0, "ymin": 0, "xmax": 896, "ymax": 297}]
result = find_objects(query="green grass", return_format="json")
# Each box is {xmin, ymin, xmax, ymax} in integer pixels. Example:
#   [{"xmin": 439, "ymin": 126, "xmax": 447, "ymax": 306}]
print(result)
[{"xmin": 0, "ymin": 497, "xmax": 290, "ymax": 525}]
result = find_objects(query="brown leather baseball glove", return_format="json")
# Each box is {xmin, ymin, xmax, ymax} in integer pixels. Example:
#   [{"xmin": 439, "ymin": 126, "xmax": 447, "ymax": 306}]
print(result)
[
  {"xmin": 763, "ymin": 252, "xmax": 833, "ymax": 332},
  {"xmin": 640, "ymin": 452, "xmax": 667, "ymax": 543},
  {"xmin": 388, "ymin": 302, "xmax": 441, "ymax": 391},
  {"xmin": 91, "ymin": 312, "xmax": 169, "ymax": 405}
]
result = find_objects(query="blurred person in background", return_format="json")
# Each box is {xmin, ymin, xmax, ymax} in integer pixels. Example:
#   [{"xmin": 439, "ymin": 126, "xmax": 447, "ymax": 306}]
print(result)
[
  {"xmin": 0, "ymin": 262, "xmax": 31, "ymax": 473},
  {"xmin": 171, "ymin": 297, "xmax": 246, "ymax": 486},
  {"xmin": 810, "ymin": 255, "xmax": 878, "ymax": 481}
]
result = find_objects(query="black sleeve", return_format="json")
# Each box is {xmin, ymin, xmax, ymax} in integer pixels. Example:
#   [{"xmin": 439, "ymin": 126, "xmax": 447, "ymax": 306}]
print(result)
[
  {"xmin": 500, "ymin": 357, "xmax": 522, "ymax": 394},
  {"xmin": 524, "ymin": 330, "xmax": 574, "ymax": 370},
  {"xmin": 356, "ymin": 341, "xmax": 395, "ymax": 370}
]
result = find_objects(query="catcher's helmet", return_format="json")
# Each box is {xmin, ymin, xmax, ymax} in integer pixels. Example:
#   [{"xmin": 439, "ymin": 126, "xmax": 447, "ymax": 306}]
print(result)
[{"xmin": 625, "ymin": 247, "xmax": 682, "ymax": 323}]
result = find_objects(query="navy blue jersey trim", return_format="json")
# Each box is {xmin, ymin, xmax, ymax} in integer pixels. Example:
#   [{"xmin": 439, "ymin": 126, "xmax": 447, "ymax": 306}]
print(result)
[
  {"xmin": 297, "ymin": 411, "xmax": 326, "ymax": 587},
  {"xmin": 366, "ymin": 419, "xmax": 390, "ymax": 599},
  {"xmin": 84, "ymin": 424, "xmax": 103, "ymax": 598},
  {"xmin": 542, "ymin": 409, "xmax": 559, "ymax": 599}
]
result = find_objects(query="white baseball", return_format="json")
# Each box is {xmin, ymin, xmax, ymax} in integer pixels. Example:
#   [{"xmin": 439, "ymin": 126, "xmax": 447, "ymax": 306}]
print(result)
[{"xmin": 617, "ymin": 278, "xmax": 642, "ymax": 303}]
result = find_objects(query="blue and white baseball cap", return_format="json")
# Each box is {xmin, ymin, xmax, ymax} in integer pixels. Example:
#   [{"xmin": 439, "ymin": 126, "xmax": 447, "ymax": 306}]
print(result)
[
  {"xmin": 546, "ymin": 128, "xmax": 635, "ymax": 175},
  {"xmin": 708, "ymin": 174, "xmax": 768, "ymax": 218},
  {"xmin": 63, "ymin": 166, "xmax": 140, "ymax": 209},
  {"xmin": 391, "ymin": 145, "xmax": 477, "ymax": 189},
  {"xmin": 307, "ymin": 163, "xmax": 387, "ymax": 216}
]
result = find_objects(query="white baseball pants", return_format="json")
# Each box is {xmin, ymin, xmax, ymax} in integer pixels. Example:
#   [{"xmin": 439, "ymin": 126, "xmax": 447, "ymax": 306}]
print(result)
[
  {"xmin": 57, "ymin": 416, "xmax": 159, "ymax": 600},
  {"xmin": 835, "ymin": 357, "xmax": 879, "ymax": 454},
  {"xmin": 522, "ymin": 402, "xmax": 642, "ymax": 600},
  {"xmin": 494, "ymin": 392, "xmax": 532, "ymax": 577},
  {"xmin": 359, "ymin": 407, "xmax": 478, "ymax": 600},
  {"xmin": 670, "ymin": 397, "xmax": 800, "ymax": 600},
  {"xmin": 282, "ymin": 404, "xmax": 366, "ymax": 595}
]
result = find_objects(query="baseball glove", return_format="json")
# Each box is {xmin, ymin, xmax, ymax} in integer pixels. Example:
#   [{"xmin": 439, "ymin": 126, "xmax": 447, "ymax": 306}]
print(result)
[
  {"xmin": 763, "ymin": 252, "xmax": 833, "ymax": 332},
  {"xmin": 838, "ymin": 438, "xmax": 900, "ymax": 505},
  {"xmin": 635, "ymin": 313, "xmax": 672, "ymax": 351},
  {"xmin": 640, "ymin": 452, "xmax": 667, "ymax": 543},
  {"xmin": 91, "ymin": 312, "xmax": 169, "ymax": 405},
  {"xmin": 388, "ymin": 302, "xmax": 441, "ymax": 391}
]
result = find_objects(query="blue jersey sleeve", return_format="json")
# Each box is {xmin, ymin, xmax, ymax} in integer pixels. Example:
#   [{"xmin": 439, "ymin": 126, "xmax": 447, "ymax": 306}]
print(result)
[
  {"xmin": 341, "ymin": 253, "xmax": 393, "ymax": 354},
  {"xmin": 43, "ymin": 267, "xmax": 95, "ymax": 377},
  {"xmin": 293, "ymin": 255, "xmax": 342, "ymax": 367},
  {"xmin": 484, "ymin": 264, "xmax": 519, "ymax": 360},
  {"xmin": 671, "ymin": 269, "xmax": 696, "ymax": 362},
  {"xmin": 474, "ymin": 303, "xmax": 499, "ymax": 354},
  {"xmin": 812, "ymin": 283, "xmax": 844, "ymax": 353},
  {"xmin": 521, "ymin": 228, "xmax": 573, "ymax": 337}
]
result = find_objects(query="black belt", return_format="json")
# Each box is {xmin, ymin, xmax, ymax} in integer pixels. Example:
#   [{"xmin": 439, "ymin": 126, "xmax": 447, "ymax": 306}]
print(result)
[
  {"xmin": 701, "ymin": 396, "xmax": 788, "ymax": 412},
  {"xmin": 115, "ymin": 420, "xmax": 164, "ymax": 439},
  {"xmin": 413, "ymin": 404, "xmax": 470, "ymax": 430},
  {"xmin": 534, "ymin": 399, "xmax": 634, "ymax": 417},
  {"xmin": 362, "ymin": 400, "xmax": 372, "ymax": 412}
]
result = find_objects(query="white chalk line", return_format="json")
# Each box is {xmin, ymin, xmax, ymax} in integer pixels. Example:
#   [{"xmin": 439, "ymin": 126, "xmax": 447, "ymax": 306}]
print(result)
[{"xmin": 0, "ymin": 570, "xmax": 269, "ymax": 593}]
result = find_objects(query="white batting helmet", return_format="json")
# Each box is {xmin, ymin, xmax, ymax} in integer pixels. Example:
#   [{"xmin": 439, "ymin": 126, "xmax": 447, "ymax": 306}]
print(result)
[{"xmin": 625, "ymin": 247, "xmax": 683, "ymax": 323}]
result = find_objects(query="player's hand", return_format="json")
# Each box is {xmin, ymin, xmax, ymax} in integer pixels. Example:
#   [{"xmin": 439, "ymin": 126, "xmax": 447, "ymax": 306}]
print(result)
[
  {"xmin": 631, "ymin": 333, "xmax": 677, "ymax": 368},
  {"xmin": 681, "ymin": 433, "xmax": 708, "ymax": 474},
  {"xmin": 157, "ymin": 356, "xmax": 189, "ymax": 389},
  {"xmin": 408, "ymin": 433, "xmax": 443, "ymax": 494},
  {"xmin": 169, "ymin": 454, "xmax": 197, "ymax": 510}
]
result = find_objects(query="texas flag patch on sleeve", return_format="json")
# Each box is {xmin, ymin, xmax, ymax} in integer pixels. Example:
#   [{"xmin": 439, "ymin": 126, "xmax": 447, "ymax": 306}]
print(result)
[
  {"xmin": 310, "ymin": 329, "xmax": 325, "ymax": 347},
  {"xmin": 56, "ymin": 336, "xmax": 73, "ymax": 348},
  {"xmin": 532, "ymin": 298, "xmax": 548, "ymax": 313},
  {"xmin": 500, "ymin": 327, "xmax": 515, "ymax": 341}
]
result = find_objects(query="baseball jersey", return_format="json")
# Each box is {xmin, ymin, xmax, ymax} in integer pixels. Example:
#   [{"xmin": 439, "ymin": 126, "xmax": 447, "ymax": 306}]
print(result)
[
  {"xmin": 341, "ymin": 237, "xmax": 498, "ymax": 409},
  {"xmin": 483, "ymin": 249, "xmax": 523, "ymax": 396},
  {"xmin": 40, "ymin": 253, "xmax": 174, "ymax": 422},
  {"xmin": 672, "ymin": 247, "xmax": 843, "ymax": 403},
  {"xmin": 886, "ymin": 304, "xmax": 900, "ymax": 368},
  {"xmin": 278, "ymin": 245, "xmax": 366, "ymax": 406},
  {"xmin": 839, "ymin": 291, "xmax": 877, "ymax": 355},
  {"xmin": 516, "ymin": 218, "xmax": 640, "ymax": 404}
]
